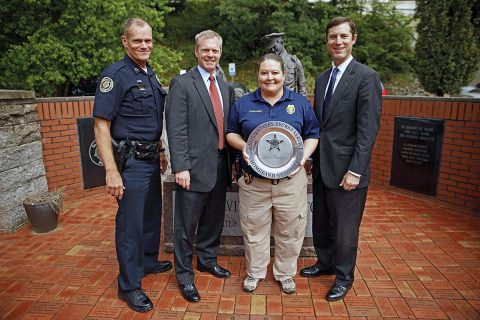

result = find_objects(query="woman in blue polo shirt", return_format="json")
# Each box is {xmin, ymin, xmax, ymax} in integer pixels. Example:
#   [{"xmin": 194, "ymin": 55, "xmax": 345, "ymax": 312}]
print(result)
[{"xmin": 226, "ymin": 53, "xmax": 320, "ymax": 294}]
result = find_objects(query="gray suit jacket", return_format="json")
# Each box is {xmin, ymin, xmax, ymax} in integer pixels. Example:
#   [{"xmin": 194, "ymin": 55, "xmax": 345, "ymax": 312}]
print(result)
[
  {"xmin": 312, "ymin": 59, "xmax": 382, "ymax": 189},
  {"xmin": 166, "ymin": 67, "xmax": 234, "ymax": 192}
]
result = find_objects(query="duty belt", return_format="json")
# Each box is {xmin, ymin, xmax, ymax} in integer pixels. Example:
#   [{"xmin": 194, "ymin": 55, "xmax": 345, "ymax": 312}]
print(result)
[
  {"xmin": 129, "ymin": 140, "xmax": 164, "ymax": 160},
  {"xmin": 112, "ymin": 138, "xmax": 164, "ymax": 161}
]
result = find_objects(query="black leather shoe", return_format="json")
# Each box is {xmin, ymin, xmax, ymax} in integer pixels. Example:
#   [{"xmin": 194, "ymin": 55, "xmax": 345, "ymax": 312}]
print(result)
[
  {"xmin": 300, "ymin": 265, "xmax": 334, "ymax": 278},
  {"xmin": 326, "ymin": 283, "xmax": 352, "ymax": 301},
  {"xmin": 197, "ymin": 264, "xmax": 231, "ymax": 278},
  {"xmin": 118, "ymin": 288, "xmax": 153, "ymax": 313},
  {"xmin": 180, "ymin": 284, "xmax": 200, "ymax": 302},
  {"xmin": 144, "ymin": 260, "xmax": 172, "ymax": 276}
]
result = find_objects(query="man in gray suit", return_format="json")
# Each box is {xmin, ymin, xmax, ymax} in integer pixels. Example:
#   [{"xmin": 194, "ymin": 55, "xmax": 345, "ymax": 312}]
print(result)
[
  {"xmin": 166, "ymin": 30, "xmax": 234, "ymax": 303},
  {"xmin": 300, "ymin": 17, "xmax": 382, "ymax": 301}
]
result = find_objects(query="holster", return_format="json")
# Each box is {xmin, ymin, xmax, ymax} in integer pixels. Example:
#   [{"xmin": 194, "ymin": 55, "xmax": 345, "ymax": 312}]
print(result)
[{"xmin": 112, "ymin": 138, "xmax": 129, "ymax": 173}]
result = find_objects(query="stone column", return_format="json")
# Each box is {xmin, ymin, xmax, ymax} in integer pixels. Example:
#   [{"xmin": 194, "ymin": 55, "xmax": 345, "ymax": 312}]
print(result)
[{"xmin": 0, "ymin": 90, "xmax": 48, "ymax": 232}]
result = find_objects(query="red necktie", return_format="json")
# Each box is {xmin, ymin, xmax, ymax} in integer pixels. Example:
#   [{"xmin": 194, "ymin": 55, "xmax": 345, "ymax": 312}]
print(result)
[{"xmin": 209, "ymin": 75, "xmax": 224, "ymax": 150}]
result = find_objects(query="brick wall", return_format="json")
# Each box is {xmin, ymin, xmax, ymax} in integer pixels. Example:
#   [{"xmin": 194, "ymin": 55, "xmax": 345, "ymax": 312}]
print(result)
[
  {"xmin": 36, "ymin": 96, "xmax": 480, "ymax": 212},
  {"xmin": 36, "ymin": 97, "xmax": 103, "ymax": 202},
  {"xmin": 372, "ymin": 97, "xmax": 480, "ymax": 212}
]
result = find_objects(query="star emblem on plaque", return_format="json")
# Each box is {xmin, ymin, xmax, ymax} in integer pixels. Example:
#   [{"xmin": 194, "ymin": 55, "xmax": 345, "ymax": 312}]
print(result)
[
  {"xmin": 246, "ymin": 121, "xmax": 304, "ymax": 179},
  {"xmin": 266, "ymin": 134, "xmax": 283, "ymax": 151}
]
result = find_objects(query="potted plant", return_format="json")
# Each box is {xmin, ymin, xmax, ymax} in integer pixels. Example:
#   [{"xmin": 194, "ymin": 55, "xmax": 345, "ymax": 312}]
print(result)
[{"xmin": 23, "ymin": 188, "xmax": 65, "ymax": 233}]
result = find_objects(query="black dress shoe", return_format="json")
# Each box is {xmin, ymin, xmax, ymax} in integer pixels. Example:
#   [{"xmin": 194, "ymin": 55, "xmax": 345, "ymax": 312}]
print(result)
[
  {"xmin": 300, "ymin": 265, "xmax": 334, "ymax": 278},
  {"xmin": 144, "ymin": 260, "xmax": 172, "ymax": 276},
  {"xmin": 326, "ymin": 283, "xmax": 352, "ymax": 301},
  {"xmin": 118, "ymin": 288, "xmax": 153, "ymax": 313},
  {"xmin": 180, "ymin": 284, "xmax": 200, "ymax": 302},
  {"xmin": 197, "ymin": 264, "xmax": 231, "ymax": 278}
]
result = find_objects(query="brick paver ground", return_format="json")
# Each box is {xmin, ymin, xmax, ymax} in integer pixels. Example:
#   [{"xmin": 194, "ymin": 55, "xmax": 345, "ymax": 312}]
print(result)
[{"xmin": 1, "ymin": 185, "xmax": 479, "ymax": 319}]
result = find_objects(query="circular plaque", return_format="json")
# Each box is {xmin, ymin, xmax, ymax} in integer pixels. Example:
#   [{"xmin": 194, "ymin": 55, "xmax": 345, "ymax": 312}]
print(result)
[{"xmin": 246, "ymin": 121, "xmax": 304, "ymax": 179}]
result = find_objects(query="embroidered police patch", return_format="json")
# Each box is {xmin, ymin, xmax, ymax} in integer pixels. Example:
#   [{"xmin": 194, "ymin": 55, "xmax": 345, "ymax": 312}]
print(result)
[
  {"xmin": 99, "ymin": 77, "xmax": 114, "ymax": 93},
  {"xmin": 286, "ymin": 104, "xmax": 295, "ymax": 114}
]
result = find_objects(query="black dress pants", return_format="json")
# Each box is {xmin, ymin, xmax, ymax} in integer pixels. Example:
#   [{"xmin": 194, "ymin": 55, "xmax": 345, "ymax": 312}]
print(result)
[{"xmin": 312, "ymin": 177, "xmax": 368, "ymax": 286}]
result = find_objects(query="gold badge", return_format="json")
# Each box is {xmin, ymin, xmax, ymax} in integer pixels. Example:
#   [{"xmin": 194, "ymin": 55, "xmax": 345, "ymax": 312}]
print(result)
[
  {"xmin": 286, "ymin": 104, "xmax": 295, "ymax": 114},
  {"xmin": 99, "ymin": 77, "xmax": 114, "ymax": 93}
]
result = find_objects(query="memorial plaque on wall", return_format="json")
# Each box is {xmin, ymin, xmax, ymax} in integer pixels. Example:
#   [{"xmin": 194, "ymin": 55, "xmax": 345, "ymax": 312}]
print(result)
[
  {"xmin": 77, "ymin": 117, "xmax": 105, "ymax": 189},
  {"xmin": 390, "ymin": 117, "xmax": 444, "ymax": 196}
]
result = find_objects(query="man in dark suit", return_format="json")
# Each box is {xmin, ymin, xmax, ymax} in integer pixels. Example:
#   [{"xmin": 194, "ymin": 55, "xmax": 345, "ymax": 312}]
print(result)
[
  {"xmin": 165, "ymin": 30, "xmax": 234, "ymax": 303},
  {"xmin": 300, "ymin": 17, "xmax": 382, "ymax": 301}
]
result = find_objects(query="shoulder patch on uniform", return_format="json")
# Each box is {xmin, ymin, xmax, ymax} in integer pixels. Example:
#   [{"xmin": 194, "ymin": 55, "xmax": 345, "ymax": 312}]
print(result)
[{"xmin": 99, "ymin": 77, "xmax": 114, "ymax": 93}]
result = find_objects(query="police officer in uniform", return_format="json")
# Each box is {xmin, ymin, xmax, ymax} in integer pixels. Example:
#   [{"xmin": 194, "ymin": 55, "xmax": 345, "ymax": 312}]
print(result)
[
  {"xmin": 261, "ymin": 32, "xmax": 307, "ymax": 96},
  {"xmin": 93, "ymin": 18, "xmax": 171, "ymax": 313},
  {"xmin": 226, "ymin": 53, "xmax": 319, "ymax": 294}
]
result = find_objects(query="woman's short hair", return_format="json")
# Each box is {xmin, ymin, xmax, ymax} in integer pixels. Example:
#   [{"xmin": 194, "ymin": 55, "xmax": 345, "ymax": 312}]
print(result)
[{"xmin": 258, "ymin": 53, "xmax": 285, "ymax": 73}]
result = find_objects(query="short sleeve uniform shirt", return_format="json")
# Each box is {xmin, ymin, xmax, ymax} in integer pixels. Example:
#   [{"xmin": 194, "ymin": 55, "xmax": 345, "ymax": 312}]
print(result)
[
  {"xmin": 227, "ymin": 87, "xmax": 320, "ymax": 175},
  {"xmin": 93, "ymin": 55, "xmax": 167, "ymax": 142}
]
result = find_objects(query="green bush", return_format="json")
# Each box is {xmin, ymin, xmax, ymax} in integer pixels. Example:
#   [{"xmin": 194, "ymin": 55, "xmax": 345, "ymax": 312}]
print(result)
[
  {"xmin": 414, "ymin": 0, "xmax": 480, "ymax": 96},
  {"xmin": 164, "ymin": 0, "xmax": 415, "ymax": 93},
  {"xmin": 0, "ymin": 0, "xmax": 182, "ymax": 97}
]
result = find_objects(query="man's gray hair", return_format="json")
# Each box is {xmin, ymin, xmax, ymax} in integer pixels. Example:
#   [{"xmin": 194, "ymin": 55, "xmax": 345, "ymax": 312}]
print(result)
[
  {"xmin": 195, "ymin": 30, "xmax": 223, "ymax": 50},
  {"xmin": 123, "ymin": 18, "xmax": 151, "ymax": 36}
]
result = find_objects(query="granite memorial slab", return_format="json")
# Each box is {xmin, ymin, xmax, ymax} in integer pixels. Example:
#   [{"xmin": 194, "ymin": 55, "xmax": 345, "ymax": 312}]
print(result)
[
  {"xmin": 77, "ymin": 117, "xmax": 105, "ymax": 189},
  {"xmin": 390, "ymin": 117, "xmax": 444, "ymax": 196}
]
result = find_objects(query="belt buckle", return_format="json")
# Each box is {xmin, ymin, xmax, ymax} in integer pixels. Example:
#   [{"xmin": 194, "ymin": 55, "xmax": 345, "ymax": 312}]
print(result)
[
  {"xmin": 133, "ymin": 141, "xmax": 158, "ymax": 152},
  {"xmin": 146, "ymin": 143, "xmax": 157, "ymax": 152}
]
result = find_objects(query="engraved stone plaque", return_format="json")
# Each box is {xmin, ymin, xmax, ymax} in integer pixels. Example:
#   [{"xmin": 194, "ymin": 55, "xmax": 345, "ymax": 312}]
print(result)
[
  {"xmin": 390, "ymin": 117, "xmax": 444, "ymax": 196},
  {"xmin": 77, "ymin": 117, "xmax": 105, "ymax": 189}
]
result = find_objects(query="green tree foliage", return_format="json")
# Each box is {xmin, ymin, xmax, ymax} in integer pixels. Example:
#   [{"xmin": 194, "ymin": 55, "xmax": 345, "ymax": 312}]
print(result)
[
  {"xmin": 164, "ymin": 0, "xmax": 414, "ymax": 91},
  {"xmin": 415, "ymin": 0, "xmax": 480, "ymax": 96},
  {"xmin": 0, "ymin": 1, "xmax": 46, "ymax": 54},
  {"xmin": 0, "ymin": 0, "xmax": 182, "ymax": 97},
  {"xmin": 471, "ymin": 0, "xmax": 480, "ymax": 47},
  {"xmin": 164, "ymin": 0, "xmax": 221, "ymax": 70},
  {"xmin": 352, "ymin": 1, "xmax": 414, "ymax": 80},
  {"xmin": 217, "ymin": 0, "xmax": 339, "ymax": 87}
]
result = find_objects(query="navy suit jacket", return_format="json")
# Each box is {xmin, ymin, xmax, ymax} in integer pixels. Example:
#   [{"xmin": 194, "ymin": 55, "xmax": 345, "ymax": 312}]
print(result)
[{"xmin": 312, "ymin": 59, "xmax": 382, "ymax": 189}]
